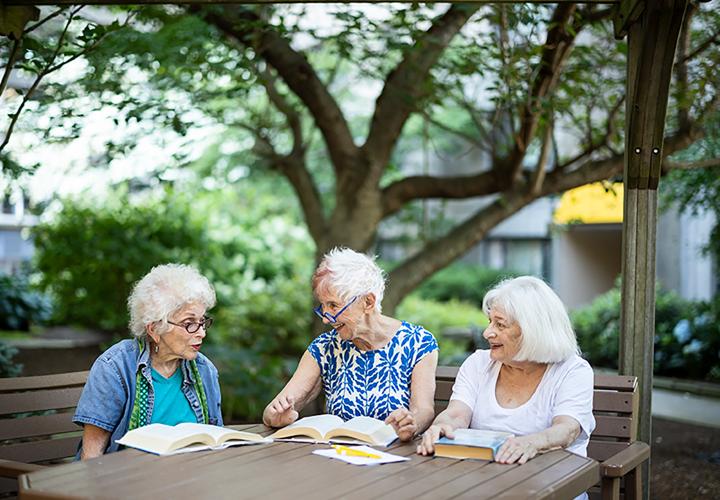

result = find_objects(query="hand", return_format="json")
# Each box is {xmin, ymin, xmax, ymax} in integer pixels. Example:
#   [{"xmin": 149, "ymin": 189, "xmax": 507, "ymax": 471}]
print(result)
[
  {"xmin": 416, "ymin": 423, "xmax": 456, "ymax": 456},
  {"xmin": 264, "ymin": 395, "xmax": 299, "ymax": 428},
  {"xmin": 385, "ymin": 408, "xmax": 417, "ymax": 442},
  {"xmin": 495, "ymin": 435, "xmax": 542, "ymax": 464}
]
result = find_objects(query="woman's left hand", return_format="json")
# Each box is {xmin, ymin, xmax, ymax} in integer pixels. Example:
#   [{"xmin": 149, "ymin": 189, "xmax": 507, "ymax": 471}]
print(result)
[
  {"xmin": 385, "ymin": 408, "xmax": 417, "ymax": 442},
  {"xmin": 495, "ymin": 435, "xmax": 543, "ymax": 464}
]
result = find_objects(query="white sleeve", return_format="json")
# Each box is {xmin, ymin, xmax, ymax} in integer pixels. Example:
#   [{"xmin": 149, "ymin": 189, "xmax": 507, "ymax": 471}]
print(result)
[
  {"xmin": 552, "ymin": 358, "xmax": 596, "ymax": 439},
  {"xmin": 449, "ymin": 351, "xmax": 483, "ymax": 410}
]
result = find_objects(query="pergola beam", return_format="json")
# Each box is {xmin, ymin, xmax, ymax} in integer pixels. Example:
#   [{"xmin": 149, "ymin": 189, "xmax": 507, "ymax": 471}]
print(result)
[
  {"xmin": 620, "ymin": 1, "xmax": 688, "ymax": 499},
  {"xmin": 4, "ymin": 0, "xmax": 620, "ymax": 5}
]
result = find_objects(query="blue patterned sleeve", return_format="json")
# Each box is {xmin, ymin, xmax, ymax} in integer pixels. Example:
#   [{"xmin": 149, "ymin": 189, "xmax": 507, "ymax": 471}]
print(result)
[
  {"xmin": 307, "ymin": 331, "xmax": 333, "ymax": 376},
  {"xmin": 409, "ymin": 324, "xmax": 439, "ymax": 368}
]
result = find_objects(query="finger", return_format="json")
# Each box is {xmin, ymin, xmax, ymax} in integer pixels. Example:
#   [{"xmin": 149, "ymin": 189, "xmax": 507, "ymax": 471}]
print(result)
[{"xmin": 442, "ymin": 426, "xmax": 455, "ymax": 440}]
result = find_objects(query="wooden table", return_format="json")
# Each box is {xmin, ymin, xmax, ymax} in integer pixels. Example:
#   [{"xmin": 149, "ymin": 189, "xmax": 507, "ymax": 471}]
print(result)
[{"xmin": 19, "ymin": 425, "xmax": 599, "ymax": 499}]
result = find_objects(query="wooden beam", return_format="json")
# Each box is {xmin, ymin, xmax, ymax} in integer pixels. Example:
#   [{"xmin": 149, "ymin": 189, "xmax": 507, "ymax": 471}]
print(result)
[
  {"xmin": 3, "ymin": 0, "xmax": 621, "ymax": 5},
  {"xmin": 619, "ymin": 1, "xmax": 688, "ymax": 499}
]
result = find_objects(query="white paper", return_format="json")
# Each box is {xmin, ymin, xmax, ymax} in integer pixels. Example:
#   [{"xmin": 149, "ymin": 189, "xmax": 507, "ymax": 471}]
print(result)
[{"xmin": 312, "ymin": 445, "xmax": 411, "ymax": 466}]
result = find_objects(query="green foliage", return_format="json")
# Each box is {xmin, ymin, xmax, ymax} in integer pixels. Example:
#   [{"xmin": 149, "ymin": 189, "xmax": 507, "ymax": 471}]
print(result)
[
  {"xmin": 397, "ymin": 294, "xmax": 488, "ymax": 365},
  {"xmin": 662, "ymin": 113, "xmax": 720, "ymax": 271},
  {"xmin": 572, "ymin": 284, "xmax": 720, "ymax": 382},
  {"xmin": 0, "ymin": 341, "xmax": 23, "ymax": 377},
  {"xmin": 414, "ymin": 263, "xmax": 519, "ymax": 307},
  {"xmin": 32, "ymin": 189, "xmax": 208, "ymax": 332},
  {"xmin": 0, "ymin": 269, "xmax": 52, "ymax": 331},
  {"xmin": 32, "ymin": 177, "xmax": 315, "ymax": 421}
]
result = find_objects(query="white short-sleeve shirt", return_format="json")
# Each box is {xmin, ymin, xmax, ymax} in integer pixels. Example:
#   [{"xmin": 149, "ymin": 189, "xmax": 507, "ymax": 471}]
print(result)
[{"xmin": 451, "ymin": 350, "xmax": 595, "ymax": 456}]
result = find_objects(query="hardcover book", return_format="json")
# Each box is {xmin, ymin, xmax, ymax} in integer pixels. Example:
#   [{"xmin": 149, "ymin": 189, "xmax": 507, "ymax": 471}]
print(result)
[
  {"xmin": 270, "ymin": 415, "xmax": 397, "ymax": 447},
  {"xmin": 116, "ymin": 423, "xmax": 271, "ymax": 455},
  {"xmin": 434, "ymin": 428, "xmax": 514, "ymax": 461}
]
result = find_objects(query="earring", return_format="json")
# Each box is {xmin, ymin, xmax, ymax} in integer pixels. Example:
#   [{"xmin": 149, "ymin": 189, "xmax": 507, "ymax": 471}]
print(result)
[{"xmin": 154, "ymin": 343, "xmax": 159, "ymax": 354}]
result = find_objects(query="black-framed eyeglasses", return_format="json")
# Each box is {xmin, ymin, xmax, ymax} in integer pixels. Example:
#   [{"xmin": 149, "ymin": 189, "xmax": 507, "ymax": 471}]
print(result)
[
  {"xmin": 167, "ymin": 316, "xmax": 213, "ymax": 334},
  {"xmin": 313, "ymin": 296, "xmax": 358, "ymax": 323}
]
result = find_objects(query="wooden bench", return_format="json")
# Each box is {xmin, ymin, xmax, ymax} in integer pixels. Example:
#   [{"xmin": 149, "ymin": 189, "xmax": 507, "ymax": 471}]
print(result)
[
  {"xmin": 0, "ymin": 371, "xmax": 89, "ymax": 498},
  {"xmin": 435, "ymin": 366, "xmax": 650, "ymax": 500}
]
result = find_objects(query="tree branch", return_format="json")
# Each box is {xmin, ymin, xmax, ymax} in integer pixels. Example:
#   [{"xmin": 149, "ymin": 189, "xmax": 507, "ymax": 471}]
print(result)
[
  {"xmin": 197, "ymin": 6, "xmax": 357, "ymax": 176},
  {"xmin": 0, "ymin": 7, "xmax": 80, "ymax": 155},
  {"xmin": 238, "ymin": 121, "xmax": 327, "ymax": 242},
  {"xmin": 420, "ymin": 109, "xmax": 487, "ymax": 151},
  {"xmin": 663, "ymin": 157, "xmax": 720, "ymax": 172},
  {"xmin": 363, "ymin": 4, "xmax": 480, "ymax": 175},
  {"xmin": 506, "ymin": 4, "xmax": 580, "ymax": 180},
  {"xmin": 381, "ymin": 170, "xmax": 503, "ymax": 218},
  {"xmin": 0, "ymin": 38, "xmax": 22, "ymax": 98},
  {"xmin": 256, "ymin": 65, "xmax": 304, "ymax": 157}
]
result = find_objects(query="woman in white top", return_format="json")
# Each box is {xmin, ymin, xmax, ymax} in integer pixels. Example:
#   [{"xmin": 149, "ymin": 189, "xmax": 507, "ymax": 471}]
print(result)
[{"xmin": 418, "ymin": 276, "xmax": 595, "ymax": 465}]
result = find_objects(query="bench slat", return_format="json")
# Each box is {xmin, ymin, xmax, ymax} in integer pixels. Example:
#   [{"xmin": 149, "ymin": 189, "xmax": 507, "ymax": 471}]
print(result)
[
  {"xmin": 593, "ymin": 415, "xmax": 633, "ymax": 439},
  {"xmin": 1, "ymin": 436, "xmax": 81, "ymax": 464},
  {"xmin": 0, "ymin": 387, "xmax": 85, "ymax": 416},
  {"xmin": 0, "ymin": 372, "xmax": 89, "ymax": 392},
  {"xmin": 587, "ymin": 440, "xmax": 631, "ymax": 462},
  {"xmin": 0, "ymin": 412, "xmax": 79, "ymax": 441},
  {"xmin": 593, "ymin": 390, "xmax": 635, "ymax": 413},
  {"xmin": 594, "ymin": 374, "xmax": 636, "ymax": 391}
]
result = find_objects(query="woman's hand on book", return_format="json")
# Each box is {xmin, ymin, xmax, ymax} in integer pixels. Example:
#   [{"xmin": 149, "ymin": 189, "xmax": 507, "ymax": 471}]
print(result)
[
  {"xmin": 494, "ymin": 435, "xmax": 541, "ymax": 464},
  {"xmin": 264, "ymin": 395, "xmax": 299, "ymax": 428},
  {"xmin": 416, "ymin": 424, "xmax": 455, "ymax": 455},
  {"xmin": 385, "ymin": 408, "xmax": 417, "ymax": 442}
]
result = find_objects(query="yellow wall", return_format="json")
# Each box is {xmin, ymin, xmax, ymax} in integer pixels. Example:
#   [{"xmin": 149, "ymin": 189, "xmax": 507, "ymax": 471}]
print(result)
[{"xmin": 553, "ymin": 182, "xmax": 624, "ymax": 224}]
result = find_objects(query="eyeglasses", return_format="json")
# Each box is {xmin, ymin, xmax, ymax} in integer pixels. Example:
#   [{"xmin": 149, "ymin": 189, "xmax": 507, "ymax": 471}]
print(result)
[
  {"xmin": 313, "ymin": 296, "xmax": 358, "ymax": 323},
  {"xmin": 167, "ymin": 316, "xmax": 213, "ymax": 334}
]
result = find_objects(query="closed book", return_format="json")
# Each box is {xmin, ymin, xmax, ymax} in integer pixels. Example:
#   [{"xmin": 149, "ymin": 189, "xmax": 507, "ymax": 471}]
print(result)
[{"xmin": 434, "ymin": 428, "xmax": 514, "ymax": 461}]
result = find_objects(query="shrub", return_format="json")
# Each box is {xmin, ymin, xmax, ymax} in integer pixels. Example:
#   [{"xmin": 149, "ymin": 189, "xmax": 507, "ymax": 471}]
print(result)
[
  {"xmin": 572, "ymin": 284, "xmax": 720, "ymax": 381},
  {"xmin": 397, "ymin": 294, "xmax": 488, "ymax": 365},
  {"xmin": 0, "ymin": 341, "xmax": 23, "ymax": 377},
  {"xmin": 32, "ymin": 189, "xmax": 208, "ymax": 332},
  {"xmin": 0, "ymin": 268, "xmax": 52, "ymax": 331},
  {"xmin": 414, "ymin": 263, "xmax": 519, "ymax": 307},
  {"xmin": 32, "ymin": 183, "xmax": 316, "ymax": 421}
]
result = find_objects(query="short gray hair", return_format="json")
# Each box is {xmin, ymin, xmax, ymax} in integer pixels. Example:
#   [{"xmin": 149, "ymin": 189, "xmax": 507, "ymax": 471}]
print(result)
[
  {"xmin": 312, "ymin": 247, "xmax": 386, "ymax": 312},
  {"xmin": 482, "ymin": 276, "xmax": 579, "ymax": 363},
  {"xmin": 128, "ymin": 263, "xmax": 216, "ymax": 338}
]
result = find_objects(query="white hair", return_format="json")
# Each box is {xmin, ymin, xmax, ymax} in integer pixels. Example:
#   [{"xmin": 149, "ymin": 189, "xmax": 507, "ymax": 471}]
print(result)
[
  {"xmin": 312, "ymin": 247, "xmax": 386, "ymax": 312},
  {"xmin": 128, "ymin": 263, "xmax": 216, "ymax": 338},
  {"xmin": 482, "ymin": 276, "xmax": 579, "ymax": 363}
]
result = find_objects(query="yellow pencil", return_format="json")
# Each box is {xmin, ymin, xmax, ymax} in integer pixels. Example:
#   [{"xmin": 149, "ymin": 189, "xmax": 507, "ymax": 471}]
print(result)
[{"xmin": 332, "ymin": 445, "xmax": 382, "ymax": 459}]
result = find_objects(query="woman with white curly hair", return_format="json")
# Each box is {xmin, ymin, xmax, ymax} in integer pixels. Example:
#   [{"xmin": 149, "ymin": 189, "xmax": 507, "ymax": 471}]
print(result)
[
  {"xmin": 73, "ymin": 263, "xmax": 223, "ymax": 459},
  {"xmin": 263, "ymin": 247, "xmax": 439, "ymax": 442}
]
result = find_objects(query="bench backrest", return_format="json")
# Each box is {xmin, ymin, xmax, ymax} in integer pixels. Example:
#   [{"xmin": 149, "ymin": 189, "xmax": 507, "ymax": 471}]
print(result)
[
  {"xmin": 0, "ymin": 371, "xmax": 89, "ymax": 469},
  {"xmin": 434, "ymin": 366, "xmax": 639, "ymax": 462}
]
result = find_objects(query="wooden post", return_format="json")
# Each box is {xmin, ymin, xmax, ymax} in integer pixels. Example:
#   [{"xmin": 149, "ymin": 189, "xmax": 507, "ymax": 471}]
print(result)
[{"xmin": 617, "ymin": 1, "xmax": 688, "ymax": 499}]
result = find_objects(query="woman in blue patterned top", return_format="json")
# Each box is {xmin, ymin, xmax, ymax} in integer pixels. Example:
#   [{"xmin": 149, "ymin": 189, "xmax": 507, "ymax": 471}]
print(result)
[{"xmin": 263, "ymin": 247, "xmax": 439, "ymax": 441}]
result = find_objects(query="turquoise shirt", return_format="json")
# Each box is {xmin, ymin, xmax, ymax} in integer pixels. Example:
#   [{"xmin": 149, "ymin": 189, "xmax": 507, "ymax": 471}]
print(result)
[{"xmin": 150, "ymin": 367, "xmax": 198, "ymax": 425}]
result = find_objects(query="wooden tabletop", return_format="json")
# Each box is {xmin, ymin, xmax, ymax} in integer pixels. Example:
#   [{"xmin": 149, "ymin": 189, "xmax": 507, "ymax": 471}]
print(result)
[{"xmin": 19, "ymin": 424, "xmax": 599, "ymax": 500}]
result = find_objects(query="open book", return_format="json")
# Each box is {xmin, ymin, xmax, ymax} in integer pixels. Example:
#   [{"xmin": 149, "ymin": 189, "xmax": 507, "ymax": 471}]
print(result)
[
  {"xmin": 270, "ymin": 415, "xmax": 397, "ymax": 447},
  {"xmin": 116, "ymin": 423, "xmax": 272, "ymax": 456},
  {"xmin": 434, "ymin": 428, "xmax": 514, "ymax": 461}
]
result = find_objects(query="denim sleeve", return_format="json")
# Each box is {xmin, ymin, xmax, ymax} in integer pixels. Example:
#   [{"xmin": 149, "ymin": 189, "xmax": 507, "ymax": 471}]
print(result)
[
  {"xmin": 203, "ymin": 356, "xmax": 223, "ymax": 427},
  {"xmin": 73, "ymin": 355, "xmax": 128, "ymax": 433}
]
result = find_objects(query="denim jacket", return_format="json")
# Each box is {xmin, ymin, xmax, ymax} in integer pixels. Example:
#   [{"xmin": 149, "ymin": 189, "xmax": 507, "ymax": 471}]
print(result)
[{"xmin": 73, "ymin": 339, "xmax": 223, "ymax": 455}]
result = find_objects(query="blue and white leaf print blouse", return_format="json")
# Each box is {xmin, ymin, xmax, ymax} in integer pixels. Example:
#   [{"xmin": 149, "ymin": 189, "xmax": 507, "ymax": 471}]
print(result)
[{"xmin": 308, "ymin": 321, "xmax": 438, "ymax": 421}]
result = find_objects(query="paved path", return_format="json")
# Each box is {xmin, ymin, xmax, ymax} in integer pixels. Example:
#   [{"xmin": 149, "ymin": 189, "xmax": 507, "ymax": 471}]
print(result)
[{"xmin": 652, "ymin": 388, "xmax": 720, "ymax": 428}]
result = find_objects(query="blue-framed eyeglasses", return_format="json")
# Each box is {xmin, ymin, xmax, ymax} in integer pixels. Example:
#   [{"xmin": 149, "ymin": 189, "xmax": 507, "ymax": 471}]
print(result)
[{"xmin": 313, "ymin": 296, "xmax": 358, "ymax": 323}]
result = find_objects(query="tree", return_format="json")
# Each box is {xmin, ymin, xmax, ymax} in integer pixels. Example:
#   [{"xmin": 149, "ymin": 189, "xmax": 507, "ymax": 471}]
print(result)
[{"xmin": 3, "ymin": 3, "xmax": 719, "ymax": 312}]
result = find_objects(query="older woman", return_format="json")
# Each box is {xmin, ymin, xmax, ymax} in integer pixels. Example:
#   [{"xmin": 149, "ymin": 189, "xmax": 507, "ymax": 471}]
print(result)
[
  {"xmin": 73, "ymin": 264, "xmax": 222, "ymax": 459},
  {"xmin": 418, "ymin": 276, "xmax": 595, "ymax": 466},
  {"xmin": 263, "ymin": 247, "xmax": 439, "ymax": 441}
]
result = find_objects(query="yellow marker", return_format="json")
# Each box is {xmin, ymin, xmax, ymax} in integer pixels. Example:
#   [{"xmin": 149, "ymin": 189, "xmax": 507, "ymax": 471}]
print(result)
[{"xmin": 332, "ymin": 445, "xmax": 382, "ymax": 459}]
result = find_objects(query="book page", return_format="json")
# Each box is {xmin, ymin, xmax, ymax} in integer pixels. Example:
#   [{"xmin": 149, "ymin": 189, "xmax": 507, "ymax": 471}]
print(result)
[
  {"xmin": 175, "ymin": 423, "xmax": 269, "ymax": 444},
  {"xmin": 270, "ymin": 414, "xmax": 345, "ymax": 441},
  {"xmin": 326, "ymin": 416, "xmax": 397, "ymax": 446},
  {"xmin": 116, "ymin": 423, "xmax": 214, "ymax": 454}
]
